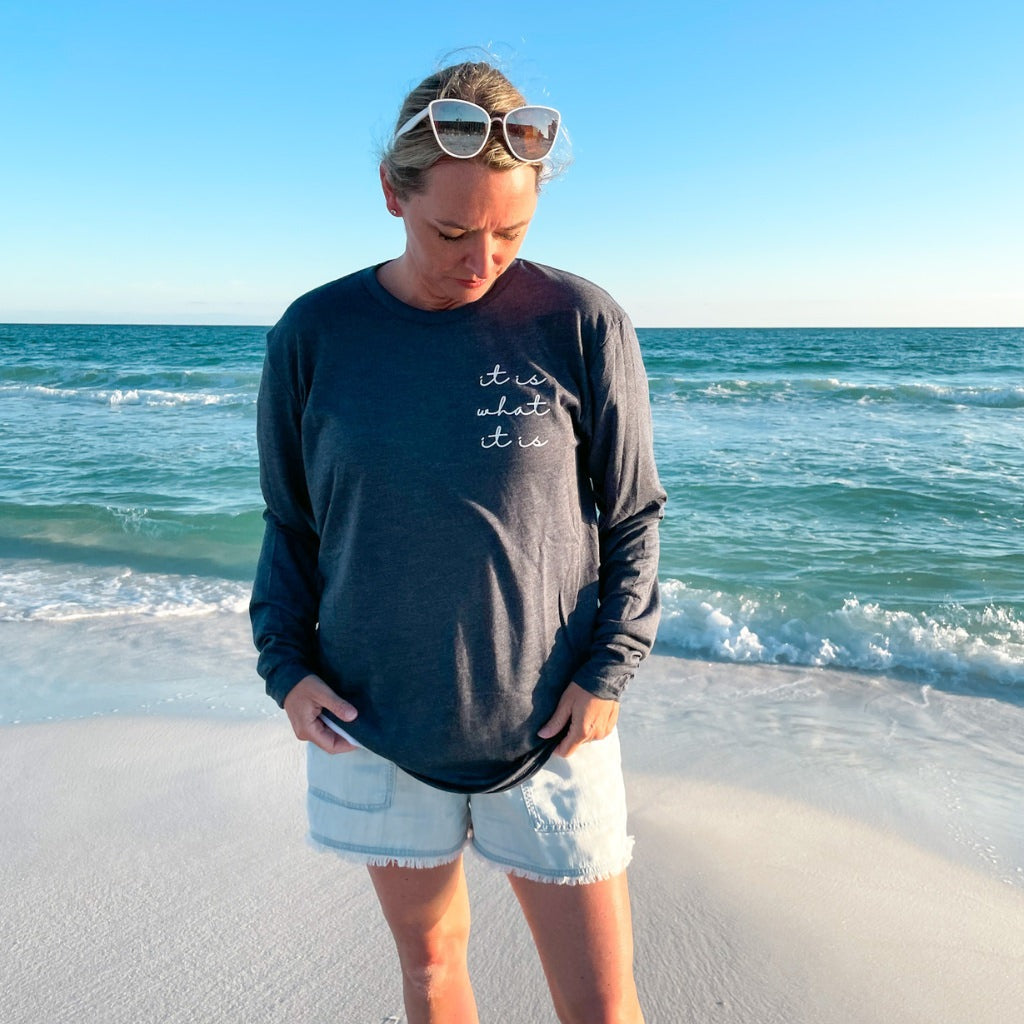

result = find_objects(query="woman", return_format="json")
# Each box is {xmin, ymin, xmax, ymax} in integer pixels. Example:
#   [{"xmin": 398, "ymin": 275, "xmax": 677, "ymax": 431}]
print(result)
[{"xmin": 251, "ymin": 60, "xmax": 664, "ymax": 1023}]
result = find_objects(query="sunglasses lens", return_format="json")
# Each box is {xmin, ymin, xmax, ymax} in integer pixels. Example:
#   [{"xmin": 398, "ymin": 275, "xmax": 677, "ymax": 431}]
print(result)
[
  {"xmin": 504, "ymin": 107, "xmax": 560, "ymax": 161},
  {"xmin": 430, "ymin": 100, "xmax": 489, "ymax": 157}
]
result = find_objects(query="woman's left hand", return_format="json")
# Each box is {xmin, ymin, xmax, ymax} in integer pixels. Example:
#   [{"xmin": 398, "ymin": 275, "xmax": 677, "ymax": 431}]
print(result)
[{"xmin": 538, "ymin": 681, "xmax": 620, "ymax": 758}]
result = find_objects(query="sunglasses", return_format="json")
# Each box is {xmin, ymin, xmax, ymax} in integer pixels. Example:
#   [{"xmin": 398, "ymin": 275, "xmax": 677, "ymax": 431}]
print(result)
[{"xmin": 394, "ymin": 99, "xmax": 561, "ymax": 163}]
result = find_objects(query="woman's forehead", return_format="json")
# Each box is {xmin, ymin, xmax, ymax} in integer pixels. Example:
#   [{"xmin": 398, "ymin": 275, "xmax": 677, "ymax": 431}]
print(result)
[{"xmin": 419, "ymin": 160, "xmax": 539, "ymax": 213}]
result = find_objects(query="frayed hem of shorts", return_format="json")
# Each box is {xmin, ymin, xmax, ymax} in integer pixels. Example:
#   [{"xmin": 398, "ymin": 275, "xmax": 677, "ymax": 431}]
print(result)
[
  {"xmin": 470, "ymin": 835, "xmax": 635, "ymax": 886},
  {"xmin": 306, "ymin": 832, "xmax": 466, "ymax": 870}
]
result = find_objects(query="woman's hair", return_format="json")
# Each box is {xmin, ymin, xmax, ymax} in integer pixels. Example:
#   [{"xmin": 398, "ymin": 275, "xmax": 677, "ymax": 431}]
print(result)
[{"xmin": 381, "ymin": 61, "xmax": 539, "ymax": 199}]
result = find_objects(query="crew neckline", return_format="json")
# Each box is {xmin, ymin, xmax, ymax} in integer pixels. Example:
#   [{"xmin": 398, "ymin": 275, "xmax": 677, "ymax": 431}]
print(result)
[{"xmin": 360, "ymin": 260, "xmax": 522, "ymax": 323}]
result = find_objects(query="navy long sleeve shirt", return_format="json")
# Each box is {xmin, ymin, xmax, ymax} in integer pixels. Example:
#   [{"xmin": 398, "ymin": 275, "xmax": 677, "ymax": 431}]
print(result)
[{"xmin": 250, "ymin": 260, "xmax": 665, "ymax": 792}]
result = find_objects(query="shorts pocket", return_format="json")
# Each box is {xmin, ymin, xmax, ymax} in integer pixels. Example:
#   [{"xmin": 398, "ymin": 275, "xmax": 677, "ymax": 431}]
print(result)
[
  {"xmin": 307, "ymin": 745, "xmax": 395, "ymax": 811},
  {"xmin": 520, "ymin": 733, "xmax": 623, "ymax": 834}
]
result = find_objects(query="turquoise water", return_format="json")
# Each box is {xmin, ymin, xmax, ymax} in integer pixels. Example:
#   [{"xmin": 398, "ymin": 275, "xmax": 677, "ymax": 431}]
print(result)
[
  {"xmin": 646, "ymin": 327, "xmax": 1024, "ymax": 693},
  {"xmin": 1, "ymin": 322, "xmax": 1022, "ymax": 703}
]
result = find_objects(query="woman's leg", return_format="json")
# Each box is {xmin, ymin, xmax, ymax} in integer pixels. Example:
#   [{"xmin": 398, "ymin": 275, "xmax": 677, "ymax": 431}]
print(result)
[
  {"xmin": 508, "ymin": 869, "xmax": 644, "ymax": 1024},
  {"xmin": 368, "ymin": 857, "xmax": 479, "ymax": 1024}
]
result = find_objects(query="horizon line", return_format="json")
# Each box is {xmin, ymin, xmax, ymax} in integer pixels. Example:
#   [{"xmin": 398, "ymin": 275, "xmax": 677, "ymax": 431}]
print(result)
[{"xmin": 4, "ymin": 320, "xmax": 1023, "ymax": 331}]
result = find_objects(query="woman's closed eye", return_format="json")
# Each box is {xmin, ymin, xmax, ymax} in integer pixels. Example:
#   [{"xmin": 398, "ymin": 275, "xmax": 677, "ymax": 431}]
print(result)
[{"xmin": 438, "ymin": 229, "xmax": 521, "ymax": 243}]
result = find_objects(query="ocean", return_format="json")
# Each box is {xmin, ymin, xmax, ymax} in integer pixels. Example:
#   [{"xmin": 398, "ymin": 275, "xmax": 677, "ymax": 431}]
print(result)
[
  {"xmin": 645, "ymin": 326, "xmax": 1024, "ymax": 693},
  {"xmin": 4, "ymin": 320, "xmax": 1023, "ymax": 882},
  {"xmin": 2, "ymin": 322, "xmax": 1022, "ymax": 718}
]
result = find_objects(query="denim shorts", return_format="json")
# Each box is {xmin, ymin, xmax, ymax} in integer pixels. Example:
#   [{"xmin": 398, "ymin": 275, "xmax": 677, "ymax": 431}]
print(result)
[{"xmin": 305, "ymin": 731, "xmax": 633, "ymax": 885}]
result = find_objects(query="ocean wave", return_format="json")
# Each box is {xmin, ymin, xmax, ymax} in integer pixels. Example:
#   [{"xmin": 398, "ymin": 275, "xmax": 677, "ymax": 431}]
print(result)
[
  {"xmin": 0, "ymin": 501, "xmax": 263, "ymax": 580},
  {"xmin": 649, "ymin": 377, "xmax": 1024, "ymax": 409},
  {"xmin": 657, "ymin": 579, "xmax": 1024, "ymax": 691},
  {"xmin": 833, "ymin": 380, "xmax": 1024, "ymax": 409},
  {"xmin": 0, "ymin": 560, "xmax": 252, "ymax": 622},
  {"xmin": 0, "ymin": 382, "xmax": 254, "ymax": 408}
]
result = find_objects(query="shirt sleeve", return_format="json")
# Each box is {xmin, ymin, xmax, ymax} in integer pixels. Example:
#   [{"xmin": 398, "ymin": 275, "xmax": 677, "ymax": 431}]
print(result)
[
  {"xmin": 572, "ymin": 312, "xmax": 666, "ymax": 700},
  {"xmin": 249, "ymin": 325, "xmax": 321, "ymax": 707}
]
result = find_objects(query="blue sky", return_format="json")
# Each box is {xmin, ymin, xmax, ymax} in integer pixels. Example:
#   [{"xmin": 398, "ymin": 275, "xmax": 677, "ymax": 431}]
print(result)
[{"xmin": 2, "ymin": 0, "xmax": 1022, "ymax": 326}]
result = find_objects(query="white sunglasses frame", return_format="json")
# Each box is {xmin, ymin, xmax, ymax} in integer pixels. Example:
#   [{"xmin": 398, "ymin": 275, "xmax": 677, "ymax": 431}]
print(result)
[{"xmin": 394, "ymin": 99, "xmax": 561, "ymax": 163}]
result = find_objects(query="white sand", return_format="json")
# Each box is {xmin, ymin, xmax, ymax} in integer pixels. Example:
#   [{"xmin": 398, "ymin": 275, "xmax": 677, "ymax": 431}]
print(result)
[{"xmin": 3, "ymin": 659, "xmax": 1024, "ymax": 1023}]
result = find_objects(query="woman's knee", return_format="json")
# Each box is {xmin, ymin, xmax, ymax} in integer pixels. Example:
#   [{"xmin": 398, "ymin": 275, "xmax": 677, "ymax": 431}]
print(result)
[
  {"xmin": 555, "ymin": 988, "xmax": 643, "ymax": 1024},
  {"xmin": 393, "ymin": 925, "xmax": 471, "ymax": 996},
  {"xmin": 368, "ymin": 859, "xmax": 474, "ymax": 1000}
]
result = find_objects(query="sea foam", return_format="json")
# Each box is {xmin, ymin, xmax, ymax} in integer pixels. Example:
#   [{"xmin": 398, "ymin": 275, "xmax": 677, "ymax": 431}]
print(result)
[
  {"xmin": 2, "ymin": 382, "xmax": 252, "ymax": 408},
  {"xmin": 0, "ymin": 559, "xmax": 251, "ymax": 622},
  {"xmin": 658, "ymin": 579, "xmax": 1024, "ymax": 691}
]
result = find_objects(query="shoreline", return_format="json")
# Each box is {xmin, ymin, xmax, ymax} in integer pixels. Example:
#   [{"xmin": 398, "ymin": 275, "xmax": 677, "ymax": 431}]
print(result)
[{"xmin": 4, "ymin": 666, "xmax": 1024, "ymax": 1023}]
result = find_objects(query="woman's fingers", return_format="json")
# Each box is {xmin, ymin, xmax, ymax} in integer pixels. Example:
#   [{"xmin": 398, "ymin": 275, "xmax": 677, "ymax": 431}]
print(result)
[
  {"xmin": 538, "ymin": 682, "xmax": 620, "ymax": 757},
  {"xmin": 283, "ymin": 674, "xmax": 359, "ymax": 753}
]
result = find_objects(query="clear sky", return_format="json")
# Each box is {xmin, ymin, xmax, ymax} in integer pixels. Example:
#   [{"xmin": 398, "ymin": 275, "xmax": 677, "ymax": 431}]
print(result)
[{"xmin": 2, "ymin": 0, "xmax": 1022, "ymax": 327}]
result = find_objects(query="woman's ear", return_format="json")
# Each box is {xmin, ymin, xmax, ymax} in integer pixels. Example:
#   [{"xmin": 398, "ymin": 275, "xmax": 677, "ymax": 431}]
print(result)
[{"xmin": 380, "ymin": 164, "xmax": 402, "ymax": 217}]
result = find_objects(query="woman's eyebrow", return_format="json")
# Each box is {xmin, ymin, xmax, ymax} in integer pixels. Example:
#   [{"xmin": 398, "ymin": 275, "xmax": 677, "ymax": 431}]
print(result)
[{"xmin": 436, "ymin": 218, "xmax": 531, "ymax": 232}]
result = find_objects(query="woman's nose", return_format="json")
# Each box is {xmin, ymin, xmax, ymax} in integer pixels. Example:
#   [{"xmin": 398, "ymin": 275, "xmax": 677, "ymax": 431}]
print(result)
[{"xmin": 464, "ymin": 234, "xmax": 498, "ymax": 278}]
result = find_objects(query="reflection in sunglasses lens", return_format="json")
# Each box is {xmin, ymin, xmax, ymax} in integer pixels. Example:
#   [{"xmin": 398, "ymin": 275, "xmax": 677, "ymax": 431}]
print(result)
[
  {"xmin": 435, "ymin": 119, "xmax": 487, "ymax": 155},
  {"xmin": 433, "ymin": 101, "xmax": 489, "ymax": 156},
  {"xmin": 426, "ymin": 101, "xmax": 558, "ymax": 161},
  {"xmin": 505, "ymin": 111, "xmax": 558, "ymax": 161}
]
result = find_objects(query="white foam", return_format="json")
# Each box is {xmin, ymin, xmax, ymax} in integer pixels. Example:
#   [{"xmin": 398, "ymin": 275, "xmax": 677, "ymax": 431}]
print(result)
[
  {"xmin": 658, "ymin": 579, "xmax": 1024, "ymax": 688},
  {"xmin": 1, "ymin": 382, "xmax": 252, "ymax": 408},
  {"xmin": 655, "ymin": 376, "xmax": 1024, "ymax": 409},
  {"xmin": 0, "ymin": 559, "xmax": 251, "ymax": 622}
]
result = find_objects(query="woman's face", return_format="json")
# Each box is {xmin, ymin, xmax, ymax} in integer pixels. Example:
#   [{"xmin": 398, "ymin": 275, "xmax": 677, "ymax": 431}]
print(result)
[{"xmin": 382, "ymin": 159, "xmax": 539, "ymax": 310}]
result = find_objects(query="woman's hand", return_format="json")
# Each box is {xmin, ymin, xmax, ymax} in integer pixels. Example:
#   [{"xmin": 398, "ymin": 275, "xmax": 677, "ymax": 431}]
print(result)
[
  {"xmin": 283, "ymin": 674, "xmax": 359, "ymax": 754},
  {"xmin": 538, "ymin": 681, "xmax": 620, "ymax": 758}
]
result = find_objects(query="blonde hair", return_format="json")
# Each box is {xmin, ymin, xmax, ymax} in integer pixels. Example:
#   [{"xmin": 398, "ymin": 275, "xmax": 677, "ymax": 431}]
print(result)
[{"xmin": 381, "ymin": 62, "xmax": 541, "ymax": 199}]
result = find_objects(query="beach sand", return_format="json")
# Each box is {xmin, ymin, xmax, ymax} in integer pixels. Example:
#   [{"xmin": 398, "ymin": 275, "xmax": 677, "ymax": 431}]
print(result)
[{"xmin": 3, "ymin": 656, "xmax": 1023, "ymax": 1023}]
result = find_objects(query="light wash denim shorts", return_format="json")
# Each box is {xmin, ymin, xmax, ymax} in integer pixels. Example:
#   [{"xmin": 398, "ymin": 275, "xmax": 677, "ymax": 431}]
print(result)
[{"xmin": 305, "ymin": 731, "xmax": 633, "ymax": 885}]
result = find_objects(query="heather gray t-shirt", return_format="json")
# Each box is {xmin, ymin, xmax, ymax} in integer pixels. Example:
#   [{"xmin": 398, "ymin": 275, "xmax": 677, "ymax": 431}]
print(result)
[{"xmin": 250, "ymin": 260, "xmax": 665, "ymax": 792}]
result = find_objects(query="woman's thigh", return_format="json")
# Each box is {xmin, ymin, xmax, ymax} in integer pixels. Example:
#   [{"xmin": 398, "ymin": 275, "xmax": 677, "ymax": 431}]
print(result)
[
  {"xmin": 368, "ymin": 857, "xmax": 473, "ymax": 950},
  {"xmin": 509, "ymin": 870, "xmax": 642, "ymax": 1022}
]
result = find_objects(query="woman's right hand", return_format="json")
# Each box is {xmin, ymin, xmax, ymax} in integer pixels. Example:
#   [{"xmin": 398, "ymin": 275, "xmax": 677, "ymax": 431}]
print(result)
[{"xmin": 283, "ymin": 674, "xmax": 359, "ymax": 754}]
